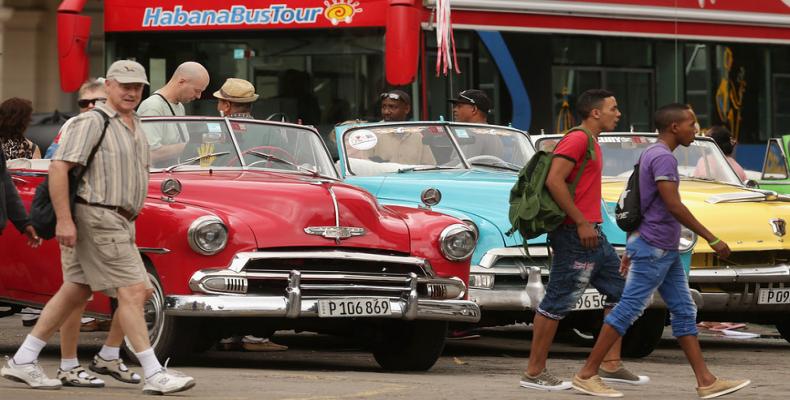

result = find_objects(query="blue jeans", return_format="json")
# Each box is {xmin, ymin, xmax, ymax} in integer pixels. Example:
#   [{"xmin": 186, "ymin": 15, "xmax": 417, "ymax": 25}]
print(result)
[
  {"xmin": 537, "ymin": 225, "xmax": 624, "ymax": 320},
  {"xmin": 605, "ymin": 235, "xmax": 698, "ymax": 337}
]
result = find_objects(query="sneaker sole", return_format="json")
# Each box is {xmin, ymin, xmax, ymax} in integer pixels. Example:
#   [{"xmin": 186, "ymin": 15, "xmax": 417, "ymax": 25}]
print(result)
[
  {"xmin": 60, "ymin": 378, "xmax": 106, "ymax": 388},
  {"xmin": 89, "ymin": 364, "xmax": 141, "ymax": 384},
  {"xmin": 143, "ymin": 379, "xmax": 196, "ymax": 395},
  {"xmin": 601, "ymin": 375, "xmax": 651, "ymax": 385},
  {"xmin": 699, "ymin": 380, "xmax": 751, "ymax": 399},
  {"xmin": 519, "ymin": 380, "xmax": 572, "ymax": 391},
  {"xmin": 2, "ymin": 373, "xmax": 62, "ymax": 390},
  {"xmin": 571, "ymin": 383, "xmax": 624, "ymax": 398}
]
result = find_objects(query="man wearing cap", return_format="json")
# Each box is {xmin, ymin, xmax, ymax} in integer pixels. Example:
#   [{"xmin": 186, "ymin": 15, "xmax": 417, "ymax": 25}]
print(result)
[
  {"xmin": 138, "ymin": 61, "xmax": 209, "ymax": 166},
  {"xmin": 448, "ymin": 89, "xmax": 504, "ymax": 161},
  {"xmin": 1, "ymin": 60, "xmax": 196, "ymax": 395},
  {"xmin": 363, "ymin": 89, "xmax": 435, "ymax": 165}
]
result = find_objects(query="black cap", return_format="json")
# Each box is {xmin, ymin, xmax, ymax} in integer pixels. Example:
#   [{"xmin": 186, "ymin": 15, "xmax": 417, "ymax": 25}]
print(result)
[{"xmin": 448, "ymin": 89, "xmax": 492, "ymax": 114}]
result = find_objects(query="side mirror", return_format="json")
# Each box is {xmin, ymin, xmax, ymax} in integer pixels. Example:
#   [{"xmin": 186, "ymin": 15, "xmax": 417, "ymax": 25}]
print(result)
[{"xmin": 744, "ymin": 179, "xmax": 760, "ymax": 188}]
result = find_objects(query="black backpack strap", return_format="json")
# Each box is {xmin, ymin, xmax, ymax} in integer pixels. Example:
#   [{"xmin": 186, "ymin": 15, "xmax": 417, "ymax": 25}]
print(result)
[
  {"xmin": 75, "ymin": 109, "xmax": 111, "ymax": 183},
  {"xmin": 153, "ymin": 93, "xmax": 188, "ymax": 142}
]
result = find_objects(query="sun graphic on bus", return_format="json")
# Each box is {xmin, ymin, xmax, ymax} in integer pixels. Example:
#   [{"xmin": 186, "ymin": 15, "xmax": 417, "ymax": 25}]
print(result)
[{"xmin": 323, "ymin": 0, "xmax": 362, "ymax": 25}]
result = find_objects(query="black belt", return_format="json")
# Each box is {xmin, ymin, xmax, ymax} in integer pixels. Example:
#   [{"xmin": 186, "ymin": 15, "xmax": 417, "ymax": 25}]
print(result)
[{"xmin": 75, "ymin": 197, "xmax": 136, "ymax": 221}]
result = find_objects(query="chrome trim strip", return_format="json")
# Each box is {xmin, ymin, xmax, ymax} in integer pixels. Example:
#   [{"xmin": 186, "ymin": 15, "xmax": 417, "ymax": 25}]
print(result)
[
  {"xmin": 689, "ymin": 265, "xmax": 790, "ymax": 283},
  {"xmin": 403, "ymin": 273, "xmax": 419, "ymax": 320},
  {"xmin": 327, "ymin": 184, "xmax": 341, "ymax": 229},
  {"xmin": 139, "ymin": 247, "xmax": 171, "ymax": 255},
  {"xmin": 299, "ymin": 284, "xmax": 409, "ymax": 292},
  {"xmin": 226, "ymin": 250, "xmax": 434, "ymax": 277},
  {"xmin": 164, "ymin": 295, "xmax": 480, "ymax": 322}
]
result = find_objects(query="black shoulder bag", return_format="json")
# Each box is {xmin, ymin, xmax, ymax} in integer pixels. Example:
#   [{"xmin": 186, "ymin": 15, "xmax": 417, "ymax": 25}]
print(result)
[{"xmin": 30, "ymin": 109, "xmax": 111, "ymax": 240}]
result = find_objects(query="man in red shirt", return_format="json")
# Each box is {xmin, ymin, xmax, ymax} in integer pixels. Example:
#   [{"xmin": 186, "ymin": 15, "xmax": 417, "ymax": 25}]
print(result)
[{"xmin": 520, "ymin": 89, "xmax": 647, "ymax": 391}]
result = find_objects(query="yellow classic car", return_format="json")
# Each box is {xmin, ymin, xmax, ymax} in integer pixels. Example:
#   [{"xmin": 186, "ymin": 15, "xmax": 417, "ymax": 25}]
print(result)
[{"xmin": 535, "ymin": 133, "xmax": 790, "ymax": 343}]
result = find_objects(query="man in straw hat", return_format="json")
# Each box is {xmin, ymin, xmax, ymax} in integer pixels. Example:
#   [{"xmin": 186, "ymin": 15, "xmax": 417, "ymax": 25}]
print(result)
[
  {"xmin": 1, "ymin": 60, "xmax": 196, "ymax": 395},
  {"xmin": 213, "ymin": 77, "xmax": 288, "ymax": 352}
]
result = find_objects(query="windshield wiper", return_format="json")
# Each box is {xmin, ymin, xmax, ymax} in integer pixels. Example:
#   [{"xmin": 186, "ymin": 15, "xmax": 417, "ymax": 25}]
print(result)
[
  {"xmin": 397, "ymin": 166, "xmax": 458, "ymax": 173},
  {"xmin": 164, "ymin": 152, "xmax": 230, "ymax": 172},
  {"xmin": 247, "ymin": 150, "xmax": 331, "ymax": 179},
  {"xmin": 469, "ymin": 161, "xmax": 520, "ymax": 172}
]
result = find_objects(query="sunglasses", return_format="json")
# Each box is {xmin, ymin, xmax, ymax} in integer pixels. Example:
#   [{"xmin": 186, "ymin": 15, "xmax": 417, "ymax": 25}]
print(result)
[
  {"xmin": 458, "ymin": 91, "xmax": 477, "ymax": 105},
  {"xmin": 380, "ymin": 92, "xmax": 402, "ymax": 101},
  {"xmin": 78, "ymin": 98, "xmax": 106, "ymax": 108}
]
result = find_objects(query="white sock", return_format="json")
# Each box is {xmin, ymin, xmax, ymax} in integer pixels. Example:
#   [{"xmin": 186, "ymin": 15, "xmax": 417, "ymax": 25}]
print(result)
[
  {"xmin": 134, "ymin": 348, "xmax": 163, "ymax": 379},
  {"xmin": 98, "ymin": 345, "xmax": 120, "ymax": 361},
  {"xmin": 13, "ymin": 334, "xmax": 47, "ymax": 365},
  {"xmin": 60, "ymin": 357, "xmax": 79, "ymax": 371}
]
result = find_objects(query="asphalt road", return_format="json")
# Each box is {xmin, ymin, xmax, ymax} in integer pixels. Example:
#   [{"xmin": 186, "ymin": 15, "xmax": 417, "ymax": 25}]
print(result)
[{"xmin": 0, "ymin": 315, "xmax": 788, "ymax": 399}]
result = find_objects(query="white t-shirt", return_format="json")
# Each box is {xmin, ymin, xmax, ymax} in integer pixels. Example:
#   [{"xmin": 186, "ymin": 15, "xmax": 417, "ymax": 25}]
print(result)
[{"xmin": 138, "ymin": 92, "xmax": 187, "ymax": 149}]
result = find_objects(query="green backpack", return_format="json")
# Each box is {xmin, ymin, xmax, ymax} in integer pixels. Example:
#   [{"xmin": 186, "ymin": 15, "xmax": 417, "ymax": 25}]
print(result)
[{"xmin": 506, "ymin": 127, "xmax": 595, "ymax": 243}]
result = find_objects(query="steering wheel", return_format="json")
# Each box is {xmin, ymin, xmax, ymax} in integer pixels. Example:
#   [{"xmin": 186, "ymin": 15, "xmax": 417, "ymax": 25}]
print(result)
[
  {"xmin": 466, "ymin": 154, "xmax": 508, "ymax": 165},
  {"xmin": 239, "ymin": 145, "xmax": 296, "ymax": 168}
]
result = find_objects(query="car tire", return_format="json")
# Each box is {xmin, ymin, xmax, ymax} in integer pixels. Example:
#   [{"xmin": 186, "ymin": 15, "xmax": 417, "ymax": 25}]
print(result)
[
  {"xmin": 372, "ymin": 320, "xmax": 448, "ymax": 371},
  {"xmin": 621, "ymin": 308, "xmax": 666, "ymax": 358},
  {"xmin": 123, "ymin": 268, "xmax": 199, "ymax": 363},
  {"xmin": 775, "ymin": 319, "xmax": 790, "ymax": 343}
]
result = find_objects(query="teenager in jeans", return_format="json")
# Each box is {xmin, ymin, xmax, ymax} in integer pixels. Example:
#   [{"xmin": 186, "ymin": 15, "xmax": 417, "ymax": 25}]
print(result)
[
  {"xmin": 520, "ymin": 89, "xmax": 648, "ymax": 391},
  {"xmin": 571, "ymin": 103, "xmax": 750, "ymax": 398}
]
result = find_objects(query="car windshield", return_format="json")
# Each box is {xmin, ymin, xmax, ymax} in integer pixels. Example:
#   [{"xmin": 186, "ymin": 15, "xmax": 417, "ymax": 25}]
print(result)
[
  {"xmin": 448, "ymin": 125, "xmax": 536, "ymax": 170},
  {"xmin": 142, "ymin": 118, "xmax": 337, "ymax": 178},
  {"xmin": 342, "ymin": 124, "xmax": 465, "ymax": 176},
  {"xmin": 534, "ymin": 134, "xmax": 743, "ymax": 185},
  {"xmin": 342, "ymin": 123, "xmax": 535, "ymax": 176}
]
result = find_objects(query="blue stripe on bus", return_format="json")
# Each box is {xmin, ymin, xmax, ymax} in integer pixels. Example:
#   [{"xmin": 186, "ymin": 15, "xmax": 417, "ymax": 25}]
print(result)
[{"xmin": 477, "ymin": 30, "xmax": 531, "ymax": 131}]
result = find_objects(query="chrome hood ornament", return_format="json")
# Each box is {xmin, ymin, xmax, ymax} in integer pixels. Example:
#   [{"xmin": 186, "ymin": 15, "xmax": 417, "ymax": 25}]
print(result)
[
  {"xmin": 770, "ymin": 218, "xmax": 787, "ymax": 237},
  {"xmin": 305, "ymin": 182, "xmax": 365, "ymax": 243},
  {"xmin": 304, "ymin": 226, "xmax": 366, "ymax": 241}
]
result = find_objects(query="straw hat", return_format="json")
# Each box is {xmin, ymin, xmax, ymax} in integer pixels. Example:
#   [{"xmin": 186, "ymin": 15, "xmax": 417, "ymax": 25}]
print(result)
[{"xmin": 213, "ymin": 78, "xmax": 259, "ymax": 103}]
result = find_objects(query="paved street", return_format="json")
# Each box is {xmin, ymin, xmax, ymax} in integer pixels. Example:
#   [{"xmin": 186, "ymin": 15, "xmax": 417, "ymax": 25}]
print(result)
[{"xmin": 0, "ymin": 315, "xmax": 788, "ymax": 399}]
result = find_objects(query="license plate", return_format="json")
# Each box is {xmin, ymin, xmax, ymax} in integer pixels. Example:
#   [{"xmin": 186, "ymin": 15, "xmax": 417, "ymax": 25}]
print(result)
[
  {"xmin": 317, "ymin": 298, "xmax": 392, "ymax": 317},
  {"xmin": 573, "ymin": 291, "xmax": 605, "ymax": 311},
  {"xmin": 758, "ymin": 288, "xmax": 790, "ymax": 304}
]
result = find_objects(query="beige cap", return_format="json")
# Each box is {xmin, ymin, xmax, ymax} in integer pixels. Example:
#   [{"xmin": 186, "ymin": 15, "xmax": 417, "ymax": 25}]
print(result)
[
  {"xmin": 213, "ymin": 78, "xmax": 259, "ymax": 103},
  {"xmin": 106, "ymin": 60, "xmax": 149, "ymax": 85}
]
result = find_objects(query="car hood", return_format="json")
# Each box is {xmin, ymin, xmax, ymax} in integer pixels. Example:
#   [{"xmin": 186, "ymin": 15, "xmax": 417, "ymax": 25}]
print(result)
[
  {"xmin": 347, "ymin": 169, "xmax": 528, "ymax": 247},
  {"xmin": 602, "ymin": 179, "xmax": 790, "ymax": 252},
  {"xmin": 149, "ymin": 170, "xmax": 410, "ymax": 252}
]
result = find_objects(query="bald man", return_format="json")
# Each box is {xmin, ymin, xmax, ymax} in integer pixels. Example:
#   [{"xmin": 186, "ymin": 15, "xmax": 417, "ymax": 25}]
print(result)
[{"xmin": 138, "ymin": 61, "xmax": 209, "ymax": 165}]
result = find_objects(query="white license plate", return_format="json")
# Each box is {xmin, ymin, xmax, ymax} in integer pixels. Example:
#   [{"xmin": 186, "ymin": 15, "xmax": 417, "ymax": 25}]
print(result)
[
  {"xmin": 573, "ymin": 292, "xmax": 605, "ymax": 311},
  {"xmin": 317, "ymin": 298, "xmax": 392, "ymax": 317},
  {"xmin": 758, "ymin": 288, "xmax": 790, "ymax": 304}
]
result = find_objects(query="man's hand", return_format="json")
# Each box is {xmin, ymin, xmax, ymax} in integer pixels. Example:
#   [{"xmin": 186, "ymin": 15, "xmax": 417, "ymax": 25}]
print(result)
[
  {"xmin": 23, "ymin": 225, "xmax": 42, "ymax": 248},
  {"xmin": 577, "ymin": 221, "xmax": 599, "ymax": 248},
  {"xmin": 711, "ymin": 240, "xmax": 731, "ymax": 260},
  {"xmin": 619, "ymin": 254, "xmax": 631, "ymax": 277},
  {"xmin": 56, "ymin": 219, "xmax": 78, "ymax": 247}
]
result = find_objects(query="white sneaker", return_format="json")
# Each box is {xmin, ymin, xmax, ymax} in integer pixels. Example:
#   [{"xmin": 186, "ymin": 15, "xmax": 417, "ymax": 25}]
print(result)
[
  {"xmin": 142, "ymin": 361, "xmax": 195, "ymax": 395},
  {"xmin": 1, "ymin": 356, "xmax": 62, "ymax": 390}
]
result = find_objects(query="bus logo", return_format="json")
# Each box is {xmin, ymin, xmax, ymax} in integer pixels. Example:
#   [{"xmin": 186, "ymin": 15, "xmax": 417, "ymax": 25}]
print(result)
[{"xmin": 323, "ymin": 0, "xmax": 363, "ymax": 25}]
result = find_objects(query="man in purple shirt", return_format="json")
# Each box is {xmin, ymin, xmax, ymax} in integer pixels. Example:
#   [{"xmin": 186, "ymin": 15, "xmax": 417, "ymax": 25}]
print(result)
[{"xmin": 570, "ymin": 104, "xmax": 751, "ymax": 399}]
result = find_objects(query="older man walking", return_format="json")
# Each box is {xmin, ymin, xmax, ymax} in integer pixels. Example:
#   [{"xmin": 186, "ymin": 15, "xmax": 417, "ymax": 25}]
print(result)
[{"xmin": 1, "ymin": 60, "xmax": 195, "ymax": 395}]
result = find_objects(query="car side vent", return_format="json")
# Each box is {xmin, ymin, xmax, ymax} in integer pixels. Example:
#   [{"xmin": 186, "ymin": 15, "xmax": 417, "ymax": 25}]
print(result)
[{"xmin": 225, "ymin": 278, "xmax": 248, "ymax": 294}]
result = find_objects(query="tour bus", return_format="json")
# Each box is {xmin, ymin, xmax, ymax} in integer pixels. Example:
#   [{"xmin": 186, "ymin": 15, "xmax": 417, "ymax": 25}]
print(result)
[{"xmin": 58, "ymin": 0, "xmax": 790, "ymax": 168}]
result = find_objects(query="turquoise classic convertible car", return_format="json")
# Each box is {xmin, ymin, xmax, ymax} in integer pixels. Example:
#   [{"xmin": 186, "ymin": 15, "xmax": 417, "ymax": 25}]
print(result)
[{"xmin": 334, "ymin": 121, "xmax": 691, "ymax": 357}]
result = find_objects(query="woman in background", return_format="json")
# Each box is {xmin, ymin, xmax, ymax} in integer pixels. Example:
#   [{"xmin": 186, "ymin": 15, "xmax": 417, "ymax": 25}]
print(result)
[{"xmin": 0, "ymin": 97, "xmax": 40, "ymax": 160}]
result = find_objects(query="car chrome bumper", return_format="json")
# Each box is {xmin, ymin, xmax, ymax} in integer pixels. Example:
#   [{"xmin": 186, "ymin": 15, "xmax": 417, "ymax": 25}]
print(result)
[
  {"xmin": 164, "ymin": 295, "xmax": 480, "ymax": 322},
  {"xmin": 690, "ymin": 265, "xmax": 790, "ymax": 311}
]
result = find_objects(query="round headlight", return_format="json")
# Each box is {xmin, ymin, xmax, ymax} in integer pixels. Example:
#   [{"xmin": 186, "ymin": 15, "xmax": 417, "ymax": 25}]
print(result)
[
  {"xmin": 678, "ymin": 226, "xmax": 697, "ymax": 252},
  {"xmin": 188, "ymin": 216, "xmax": 228, "ymax": 255},
  {"xmin": 461, "ymin": 219, "xmax": 479, "ymax": 240},
  {"xmin": 439, "ymin": 224, "xmax": 476, "ymax": 261}
]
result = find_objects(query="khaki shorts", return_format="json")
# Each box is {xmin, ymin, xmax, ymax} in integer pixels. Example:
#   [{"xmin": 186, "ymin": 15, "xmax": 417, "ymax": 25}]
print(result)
[{"xmin": 61, "ymin": 203, "xmax": 152, "ymax": 297}]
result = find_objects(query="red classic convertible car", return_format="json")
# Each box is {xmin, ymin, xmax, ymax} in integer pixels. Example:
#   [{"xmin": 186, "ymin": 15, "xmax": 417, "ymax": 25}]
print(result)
[{"xmin": 0, "ymin": 117, "xmax": 479, "ymax": 371}]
